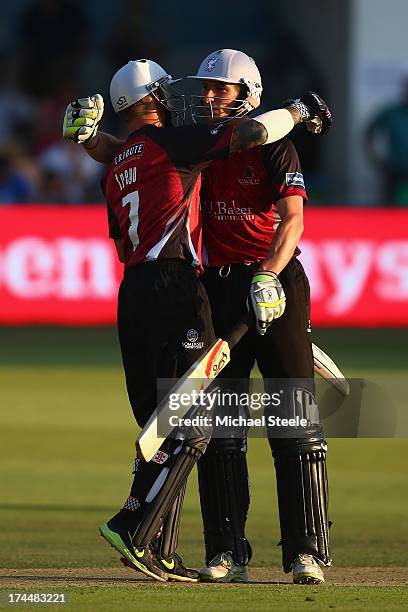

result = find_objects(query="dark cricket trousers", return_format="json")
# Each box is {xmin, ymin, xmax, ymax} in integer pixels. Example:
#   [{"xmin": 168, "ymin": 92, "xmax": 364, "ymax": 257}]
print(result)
[
  {"xmin": 199, "ymin": 258, "xmax": 325, "ymax": 567},
  {"xmin": 111, "ymin": 259, "xmax": 215, "ymax": 549},
  {"xmin": 117, "ymin": 259, "xmax": 215, "ymax": 428},
  {"xmin": 201, "ymin": 257, "xmax": 314, "ymax": 381}
]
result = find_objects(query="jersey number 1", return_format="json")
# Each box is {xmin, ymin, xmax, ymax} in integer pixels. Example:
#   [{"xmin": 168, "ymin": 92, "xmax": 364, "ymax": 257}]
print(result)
[{"xmin": 122, "ymin": 188, "xmax": 140, "ymax": 251}]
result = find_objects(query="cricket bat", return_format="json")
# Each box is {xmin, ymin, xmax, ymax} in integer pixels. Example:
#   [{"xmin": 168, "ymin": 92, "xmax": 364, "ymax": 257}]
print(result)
[
  {"xmin": 312, "ymin": 343, "xmax": 350, "ymax": 396},
  {"xmin": 136, "ymin": 315, "xmax": 350, "ymax": 461},
  {"xmin": 136, "ymin": 313, "xmax": 254, "ymax": 461}
]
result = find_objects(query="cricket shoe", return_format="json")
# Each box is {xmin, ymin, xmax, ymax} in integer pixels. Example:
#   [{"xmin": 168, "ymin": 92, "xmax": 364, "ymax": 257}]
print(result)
[
  {"xmin": 292, "ymin": 554, "xmax": 325, "ymax": 584},
  {"xmin": 121, "ymin": 550, "xmax": 199, "ymax": 583},
  {"xmin": 99, "ymin": 522, "xmax": 168, "ymax": 582},
  {"xmin": 155, "ymin": 552, "xmax": 199, "ymax": 583},
  {"xmin": 199, "ymin": 552, "xmax": 249, "ymax": 583}
]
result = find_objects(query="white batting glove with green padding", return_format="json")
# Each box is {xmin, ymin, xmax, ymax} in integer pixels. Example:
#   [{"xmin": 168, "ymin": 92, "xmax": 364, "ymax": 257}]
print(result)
[
  {"xmin": 63, "ymin": 94, "xmax": 104, "ymax": 144},
  {"xmin": 248, "ymin": 271, "xmax": 286, "ymax": 335}
]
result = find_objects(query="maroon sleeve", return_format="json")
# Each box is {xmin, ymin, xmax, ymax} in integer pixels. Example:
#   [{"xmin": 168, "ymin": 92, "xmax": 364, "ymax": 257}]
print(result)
[
  {"xmin": 262, "ymin": 138, "xmax": 308, "ymax": 203},
  {"xmin": 155, "ymin": 123, "xmax": 235, "ymax": 166}
]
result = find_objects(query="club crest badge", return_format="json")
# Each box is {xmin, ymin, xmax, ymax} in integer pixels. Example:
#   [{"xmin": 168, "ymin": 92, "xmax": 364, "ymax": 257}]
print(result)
[
  {"xmin": 238, "ymin": 165, "xmax": 260, "ymax": 185},
  {"xmin": 183, "ymin": 328, "xmax": 203, "ymax": 350},
  {"xmin": 187, "ymin": 329, "xmax": 199, "ymax": 342},
  {"xmin": 205, "ymin": 57, "xmax": 220, "ymax": 72}
]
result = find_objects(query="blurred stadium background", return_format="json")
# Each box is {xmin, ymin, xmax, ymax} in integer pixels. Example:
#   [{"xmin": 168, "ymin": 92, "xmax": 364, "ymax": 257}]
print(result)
[{"xmin": 1, "ymin": 0, "xmax": 408, "ymax": 597}]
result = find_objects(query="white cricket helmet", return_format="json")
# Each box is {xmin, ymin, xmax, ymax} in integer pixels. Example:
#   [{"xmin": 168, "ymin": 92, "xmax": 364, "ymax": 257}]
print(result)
[
  {"xmin": 187, "ymin": 49, "xmax": 263, "ymax": 123},
  {"xmin": 110, "ymin": 59, "xmax": 185, "ymax": 123}
]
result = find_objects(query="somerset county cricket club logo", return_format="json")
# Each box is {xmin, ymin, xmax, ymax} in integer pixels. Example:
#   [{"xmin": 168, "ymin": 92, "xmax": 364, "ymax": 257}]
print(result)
[
  {"xmin": 183, "ymin": 329, "xmax": 204, "ymax": 350},
  {"xmin": 205, "ymin": 57, "xmax": 220, "ymax": 72},
  {"xmin": 238, "ymin": 165, "xmax": 260, "ymax": 185}
]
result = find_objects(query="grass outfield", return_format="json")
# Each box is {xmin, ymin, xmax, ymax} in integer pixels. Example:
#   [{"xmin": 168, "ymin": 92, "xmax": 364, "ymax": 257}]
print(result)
[
  {"xmin": 0, "ymin": 327, "xmax": 407, "ymax": 609},
  {"xmin": 1, "ymin": 584, "xmax": 408, "ymax": 612}
]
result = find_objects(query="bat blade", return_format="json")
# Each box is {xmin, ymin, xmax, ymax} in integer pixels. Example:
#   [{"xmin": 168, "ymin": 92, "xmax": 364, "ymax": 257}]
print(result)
[
  {"xmin": 137, "ymin": 313, "xmax": 252, "ymax": 462},
  {"xmin": 137, "ymin": 338, "xmax": 231, "ymax": 461},
  {"xmin": 137, "ymin": 316, "xmax": 350, "ymax": 461},
  {"xmin": 312, "ymin": 343, "xmax": 350, "ymax": 396}
]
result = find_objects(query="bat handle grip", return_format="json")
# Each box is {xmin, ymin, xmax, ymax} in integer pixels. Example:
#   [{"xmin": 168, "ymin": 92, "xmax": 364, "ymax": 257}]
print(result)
[{"xmin": 225, "ymin": 312, "xmax": 254, "ymax": 350}]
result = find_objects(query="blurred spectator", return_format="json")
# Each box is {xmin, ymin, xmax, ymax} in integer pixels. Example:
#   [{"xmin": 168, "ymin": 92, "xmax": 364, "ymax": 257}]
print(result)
[
  {"xmin": 105, "ymin": 0, "xmax": 161, "ymax": 72},
  {"xmin": 38, "ymin": 169, "xmax": 73, "ymax": 204},
  {"xmin": 32, "ymin": 77, "xmax": 78, "ymax": 155},
  {"xmin": 18, "ymin": 0, "xmax": 88, "ymax": 99},
  {"xmin": 99, "ymin": 0, "xmax": 163, "ymax": 134},
  {"xmin": 0, "ymin": 53, "xmax": 35, "ymax": 151},
  {"xmin": 365, "ymin": 78, "xmax": 408, "ymax": 206},
  {"xmin": 0, "ymin": 145, "xmax": 36, "ymax": 204},
  {"xmin": 38, "ymin": 142, "xmax": 103, "ymax": 204},
  {"xmin": 261, "ymin": 28, "xmax": 327, "ymax": 202}
]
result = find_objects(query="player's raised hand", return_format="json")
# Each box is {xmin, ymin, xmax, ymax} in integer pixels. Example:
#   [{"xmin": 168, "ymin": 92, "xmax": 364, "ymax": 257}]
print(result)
[
  {"xmin": 248, "ymin": 271, "xmax": 286, "ymax": 335},
  {"xmin": 301, "ymin": 91, "xmax": 332, "ymax": 135},
  {"xmin": 285, "ymin": 92, "xmax": 332, "ymax": 135},
  {"xmin": 63, "ymin": 94, "xmax": 104, "ymax": 144}
]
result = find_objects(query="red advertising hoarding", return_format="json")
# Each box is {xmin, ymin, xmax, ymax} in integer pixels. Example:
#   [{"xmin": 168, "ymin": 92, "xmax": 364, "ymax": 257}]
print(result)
[
  {"xmin": 301, "ymin": 207, "xmax": 408, "ymax": 326},
  {"xmin": 0, "ymin": 206, "xmax": 122, "ymax": 324},
  {"xmin": 0, "ymin": 206, "xmax": 407, "ymax": 326}
]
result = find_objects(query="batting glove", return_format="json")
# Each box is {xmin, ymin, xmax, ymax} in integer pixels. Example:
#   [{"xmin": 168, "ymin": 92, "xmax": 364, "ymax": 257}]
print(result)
[
  {"xmin": 63, "ymin": 94, "xmax": 104, "ymax": 144},
  {"xmin": 248, "ymin": 271, "xmax": 286, "ymax": 335},
  {"xmin": 285, "ymin": 91, "xmax": 332, "ymax": 135}
]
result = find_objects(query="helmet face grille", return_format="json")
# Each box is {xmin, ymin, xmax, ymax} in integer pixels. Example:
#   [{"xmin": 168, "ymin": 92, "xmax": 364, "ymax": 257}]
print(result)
[
  {"xmin": 152, "ymin": 82, "xmax": 186, "ymax": 126},
  {"xmin": 189, "ymin": 95, "xmax": 244, "ymax": 125}
]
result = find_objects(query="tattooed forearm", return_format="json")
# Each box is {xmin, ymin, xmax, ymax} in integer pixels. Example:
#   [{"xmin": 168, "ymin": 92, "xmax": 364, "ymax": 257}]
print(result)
[{"xmin": 230, "ymin": 118, "xmax": 268, "ymax": 153}]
